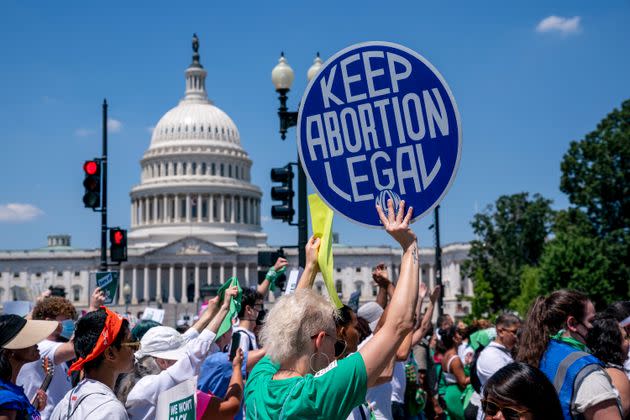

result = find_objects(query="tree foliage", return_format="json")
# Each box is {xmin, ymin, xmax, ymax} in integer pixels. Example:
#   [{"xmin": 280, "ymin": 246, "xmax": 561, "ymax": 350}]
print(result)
[
  {"xmin": 462, "ymin": 193, "xmax": 554, "ymax": 313},
  {"xmin": 510, "ymin": 265, "xmax": 542, "ymax": 317}
]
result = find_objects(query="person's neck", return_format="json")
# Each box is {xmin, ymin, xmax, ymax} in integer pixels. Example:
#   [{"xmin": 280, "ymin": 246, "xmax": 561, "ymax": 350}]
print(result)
[
  {"xmin": 9, "ymin": 360, "xmax": 25, "ymax": 384},
  {"xmin": 562, "ymin": 329, "xmax": 586, "ymax": 345},
  {"xmin": 494, "ymin": 338, "xmax": 508, "ymax": 349},
  {"xmin": 85, "ymin": 366, "xmax": 119, "ymax": 390},
  {"xmin": 239, "ymin": 319, "xmax": 256, "ymax": 332},
  {"xmin": 276, "ymin": 356, "xmax": 310, "ymax": 378}
]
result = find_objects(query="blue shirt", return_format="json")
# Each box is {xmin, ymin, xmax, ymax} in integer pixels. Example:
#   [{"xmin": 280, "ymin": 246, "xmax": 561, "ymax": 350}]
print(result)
[
  {"xmin": 198, "ymin": 351, "xmax": 248, "ymax": 420},
  {"xmin": 0, "ymin": 378, "xmax": 41, "ymax": 420}
]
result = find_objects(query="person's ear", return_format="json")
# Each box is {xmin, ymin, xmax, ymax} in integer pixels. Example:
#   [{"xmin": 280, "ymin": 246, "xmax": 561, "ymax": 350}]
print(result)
[
  {"xmin": 313, "ymin": 331, "xmax": 325, "ymax": 352},
  {"xmin": 566, "ymin": 316, "xmax": 579, "ymax": 332},
  {"xmin": 105, "ymin": 347, "xmax": 116, "ymax": 361}
]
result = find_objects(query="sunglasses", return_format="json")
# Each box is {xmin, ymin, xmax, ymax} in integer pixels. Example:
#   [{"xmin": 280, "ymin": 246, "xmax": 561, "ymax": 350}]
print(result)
[
  {"xmin": 121, "ymin": 341, "xmax": 141, "ymax": 351},
  {"xmin": 481, "ymin": 399, "xmax": 528, "ymax": 420},
  {"xmin": 311, "ymin": 333, "xmax": 348, "ymax": 358}
]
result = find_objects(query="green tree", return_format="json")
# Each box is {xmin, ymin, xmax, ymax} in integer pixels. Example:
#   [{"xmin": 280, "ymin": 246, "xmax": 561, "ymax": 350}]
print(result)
[
  {"xmin": 560, "ymin": 99, "xmax": 630, "ymax": 237},
  {"xmin": 470, "ymin": 268, "xmax": 494, "ymax": 319},
  {"xmin": 510, "ymin": 265, "xmax": 542, "ymax": 317},
  {"xmin": 554, "ymin": 99, "xmax": 630, "ymax": 301},
  {"xmin": 462, "ymin": 193, "xmax": 554, "ymax": 313}
]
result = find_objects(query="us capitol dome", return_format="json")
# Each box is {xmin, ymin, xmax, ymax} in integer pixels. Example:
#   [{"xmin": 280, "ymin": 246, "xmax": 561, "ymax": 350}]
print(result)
[{"xmin": 129, "ymin": 34, "xmax": 265, "ymax": 249}]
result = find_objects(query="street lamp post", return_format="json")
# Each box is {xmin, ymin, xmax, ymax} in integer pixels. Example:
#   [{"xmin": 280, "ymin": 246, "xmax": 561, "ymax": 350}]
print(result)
[{"xmin": 271, "ymin": 53, "xmax": 322, "ymax": 268}]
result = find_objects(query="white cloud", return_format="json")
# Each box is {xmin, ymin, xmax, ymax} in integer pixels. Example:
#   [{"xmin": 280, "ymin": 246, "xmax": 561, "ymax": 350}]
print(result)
[
  {"xmin": 0, "ymin": 203, "xmax": 44, "ymax": 222},
  {"xmin": 108, "ymin": 118, "xmax": 123, "ymax": 133},
  {"xmin": 74, "ymin": 128, "xmax": 95, "ymax": 137},
  {"xmin": 536, "ymin": 16, "xmax": 581, "ymax": 35},
  {"xmin": 146, "ymin": 126, "xmax": 155, "ymax": 134}
]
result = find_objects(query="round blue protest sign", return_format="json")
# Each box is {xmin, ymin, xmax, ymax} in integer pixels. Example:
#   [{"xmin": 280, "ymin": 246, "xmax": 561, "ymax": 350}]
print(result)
[{"xmin": 297, "ymin": 41, "xmax": 462, "ymax": 228}]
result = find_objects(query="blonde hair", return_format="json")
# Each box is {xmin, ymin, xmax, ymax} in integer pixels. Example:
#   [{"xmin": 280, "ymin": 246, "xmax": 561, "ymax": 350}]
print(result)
[{"xmin": 260, "ymin": 289, "xmax": 336, "ymax": 364}]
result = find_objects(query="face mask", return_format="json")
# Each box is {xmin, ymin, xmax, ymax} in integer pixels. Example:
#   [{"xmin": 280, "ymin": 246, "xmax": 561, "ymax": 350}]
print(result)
[
  {"xmin": 60, "ymin": 319, "xmax": 75, "ymax": 340},
  {"xmin": 256, "ymin": 309, "xmax": 267, "ymax": 325}
]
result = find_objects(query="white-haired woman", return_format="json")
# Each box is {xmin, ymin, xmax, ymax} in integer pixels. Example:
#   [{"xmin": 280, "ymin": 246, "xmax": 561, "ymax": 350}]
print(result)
[{"xmin": 244, "ymin": 200, "xmax": 420, "ymax": 419}]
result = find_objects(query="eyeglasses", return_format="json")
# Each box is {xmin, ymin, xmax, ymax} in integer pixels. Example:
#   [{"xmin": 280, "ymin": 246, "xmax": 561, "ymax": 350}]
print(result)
[
  {"xmin": 481, "ymin": 399, "xmax": 528, "ymax": 420},
  {"xmin": 311, "ymin": 332, "xmax": 348, "ymax": 358},
  {"xmin": 121, "ymin": 341, "xmax": 141, "ymax": 351}
]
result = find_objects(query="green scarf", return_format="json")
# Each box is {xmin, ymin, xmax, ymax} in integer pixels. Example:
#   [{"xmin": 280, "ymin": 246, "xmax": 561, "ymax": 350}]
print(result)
[
  {"xmin": 216, "ymin": 277, "xmax": 242, "ymax": 338},
  {"xmin": 550, "ymin": 329, "xmax": 590, "ymax": 353},
  {"xmin": 265, "ymin": 266, "xmax": 287, "ymax": 291}
]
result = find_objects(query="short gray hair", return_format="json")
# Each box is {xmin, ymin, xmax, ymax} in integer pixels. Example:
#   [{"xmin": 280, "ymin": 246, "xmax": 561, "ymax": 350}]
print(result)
[{"xmin": 260, "ymin": 289, "xmax": 336, "ymax": 364}]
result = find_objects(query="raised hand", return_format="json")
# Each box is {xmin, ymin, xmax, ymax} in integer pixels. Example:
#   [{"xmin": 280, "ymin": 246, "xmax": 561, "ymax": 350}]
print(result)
[
  {"xmin": 376, "ymin": 199, "xmax": 416, "ymax": 250},
  {"xmin": 273, "ymin": 257, "xmax": 288, "ymax": 272},
  {"xmin": 372, "ymin": 263, "xmax": 390, "ymax": 287},
  {"xmin": 305, "ymin": 235, "xmax": 321, "ymax": 269},
  {"xmin": 89, "ymin": 287, "xmax": 106, "ymax": 311},
  {"xmin": 231, "ymin": 347, "xmax": 244, "ymax": 368},
  {"xmin": 429, "ymin": 286, "xmax": 441, "ymax": 304},
  {"xmin": 419, "ymin": 282, "xmax": 428, "ymax": 300},
  {"xmin": 222, "ymin": 286, "xmax": 239, "ymax": 308}
]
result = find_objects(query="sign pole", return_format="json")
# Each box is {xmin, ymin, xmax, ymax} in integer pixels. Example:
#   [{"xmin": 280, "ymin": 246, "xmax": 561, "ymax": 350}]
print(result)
[
  {"xmin": 100, "ymin": 99, "xmax": 108, "ymax": 272},
  {"xmin": 297, "ymin": 157, "xmax": 307, "ymax": 269},
  {"xmin": 434, "ymin": 205, "xmax": 444, "ymax": 317}
]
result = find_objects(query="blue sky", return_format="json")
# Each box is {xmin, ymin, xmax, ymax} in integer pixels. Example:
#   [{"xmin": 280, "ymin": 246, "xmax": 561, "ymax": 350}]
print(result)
[{"xmin": 0, "ymin": 1, "xmax": 628, "ymax": 251}]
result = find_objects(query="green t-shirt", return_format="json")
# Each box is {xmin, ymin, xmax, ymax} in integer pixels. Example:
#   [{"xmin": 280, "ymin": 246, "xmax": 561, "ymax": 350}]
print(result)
[{"xmin": 244, "ymin": 352, "xmax": 368, "ymax": 419}]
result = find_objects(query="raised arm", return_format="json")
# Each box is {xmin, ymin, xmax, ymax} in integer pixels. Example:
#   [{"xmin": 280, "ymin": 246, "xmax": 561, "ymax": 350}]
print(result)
[
  {"xmin": 206, "ymin": 287, "xmax": 239, "ymax": 334},
  {"xmin": 257, "ymin": 257, "xmax": 288, "ymax": 297},
  {"xmin": 296, "ymin": 236, "xmax": 321, "ymax": 290},
  {"xmin": 201, "ymin": 349, "xmax": 244, "ymax": 420},
  {"xmin": 412, "ymin": 286, "xmax": 440, "ymax": 346},
  {"xmin": 359, "ymin": 200, "xmax": 419, "ymax": 387},
  {"xmin": 190, "ymin": 296, "xmax": 221, "ymax": 334}
]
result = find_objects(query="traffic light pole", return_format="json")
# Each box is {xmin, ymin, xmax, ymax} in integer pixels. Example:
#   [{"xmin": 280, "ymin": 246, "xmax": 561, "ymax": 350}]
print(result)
[
  {"xmin": 434, "ymin": 205, "xmax": 444, "ymax": 317},
  {"xmin": 297, "ymin": 157, "xmax": 307, "ymax": 269},
  {"xmin": 100, "ymin": 99, "xmax": 108, "ymax": 271}
]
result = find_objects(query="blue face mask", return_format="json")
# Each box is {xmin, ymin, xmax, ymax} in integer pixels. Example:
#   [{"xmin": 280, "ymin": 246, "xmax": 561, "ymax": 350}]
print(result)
[{"xmin": 60, "ymin": 319, "xmax": 75, "ymax": 340}]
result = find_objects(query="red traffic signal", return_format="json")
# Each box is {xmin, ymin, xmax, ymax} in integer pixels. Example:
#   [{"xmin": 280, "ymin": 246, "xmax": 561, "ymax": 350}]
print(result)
[
  {"xmin": 82, "ymin": 159, "xmax": 101, "ymax": 209},
  {"xmin": 109, "ymin": 228, "xmax": 127, "ymax": 262},
  {"xmin": 83, "ymin": 160, "xmax": 99, "ymax": 176}
]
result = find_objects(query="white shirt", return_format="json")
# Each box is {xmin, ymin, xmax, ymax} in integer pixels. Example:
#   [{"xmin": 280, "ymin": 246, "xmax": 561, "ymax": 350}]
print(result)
[
  {"xmin": 233, "ymin": 326, "xmax": 257, "ymax": 352},
  {"xmin": 573, "ymin": 369, "xmax": 619, "ymax": 416},
  {"xmin": 17, "ymin": 339, "xmax": 72, "ymax": 420},
  {"xmin": 348, "ymin": 335, "xmax": 393, "ymax": 420},
  {"xmin": 390, "ymin": 361, "xmax": 406, "ymax": 404},
  {"xmin": 50, "ymin": 378, "xmax": 128, "ymax": 420},
  {"xmin": 624, "ymin": 347, "xmax": 630, "ymax": 381},
  {"xmin": 125, "ymin": 329, "xmax": 217, "ymax": 420},
  {"xmin": 476, "ymin": 341, "xmax": 512, "ymax": 389}
]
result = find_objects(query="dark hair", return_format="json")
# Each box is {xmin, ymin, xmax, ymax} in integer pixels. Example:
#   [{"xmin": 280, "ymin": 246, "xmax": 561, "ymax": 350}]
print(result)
[
  {"xmin": 32, "ymin": 296, "xmax": 77, "ymax": 321},
  {"xmin": 74, "ymin": 309, "xmax": 129, "ymax": 371},
  {"xmin": 495, "ymin": 313, "xmax": 521, "ymax": 328},
  {"xmin": 238, "ymin": 288, "xmax": 263, "ymax": 317},
  {"xmin": 484, "ymin": 362, "xmax": 563, "ymax": 420},
  {"xmin": 516, "ymin": 290, "xmax": 589, "ymax": 368},
  {"xmin": 439, "ymin": 326, "xmax": 458, "ymax": 349},
  {"xmin": 0, "ymin": 349, "xmax": 11, "ymax": 382},
  {"xmin": 604, "ymin": 301, "xmax": 630, "ymax": 322},
  {"xmin": 335, "ymin": 305, "xmax": 354, "ymax": 329},
  {"xmin": 437, "ymin": 314, "xmax": 453, "ymax": 329},
  {"xmin": 356, "ymin": 316, "xmax": 371, "ymax": 344},
  {"xmin": 131, "ymin": 319, "xmax": 161, "ymax": 342},
  {"xmin": 587, "ymin": 314, "xmax": 626, "ymax": 366}
]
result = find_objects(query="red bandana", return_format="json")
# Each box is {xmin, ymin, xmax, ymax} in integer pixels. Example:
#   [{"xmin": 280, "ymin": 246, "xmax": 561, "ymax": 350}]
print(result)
[{"xmin": 68, "ymin": 306, "xmax": 124, "ymax": 374}]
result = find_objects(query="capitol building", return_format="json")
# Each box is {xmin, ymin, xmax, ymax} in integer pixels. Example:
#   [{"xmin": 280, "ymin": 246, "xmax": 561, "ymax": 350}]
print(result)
[{"xmin": 0, "ymin": 38, "xmax": 472, "ymax": 324}]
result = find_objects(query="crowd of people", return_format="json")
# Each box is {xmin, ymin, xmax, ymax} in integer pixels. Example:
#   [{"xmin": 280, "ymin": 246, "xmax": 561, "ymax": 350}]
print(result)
[{"xmin": 0, "ymin": 200, "xmax": 628, "ymax": 419}]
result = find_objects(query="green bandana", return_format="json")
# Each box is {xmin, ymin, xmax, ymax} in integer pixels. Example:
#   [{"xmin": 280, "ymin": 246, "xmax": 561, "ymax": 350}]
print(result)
[
  {"xmin": 216, "ymin": 277, "xmax": 242, "ymax": 338},
  {"xmin": 550, "ymin": 329, "xmax": 590, "ymax": 353},
  {"xmin": 265, "ymin": 266, "xmax": 287, "ymax": 291}
]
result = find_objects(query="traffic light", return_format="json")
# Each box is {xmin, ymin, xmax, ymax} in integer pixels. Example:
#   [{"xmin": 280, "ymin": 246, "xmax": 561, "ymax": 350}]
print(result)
[
  {"xmin": 110, "ymin": 228, "xmax": 127, "ymax": 262},
  {"xmin": 82, "ymin": 160, "xmax": 101, "ymax": 209},
  {"xmin": 270, "ymin": 165, "xmax": 294, "ymax": 222}
]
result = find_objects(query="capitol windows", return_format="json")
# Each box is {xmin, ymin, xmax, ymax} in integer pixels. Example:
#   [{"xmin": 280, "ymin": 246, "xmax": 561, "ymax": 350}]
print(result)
[
  {"xmin": 72, "ymin": 286, "xmax": 81, "ymax": 303},
  {"xmin": 191, "ymin": 198, "xmax": 198, "ymax": 219},
  {"xmin": 211, "ymin": 163, "xmax": 216, "ymax": 175},
  {"xmin": 372, "ymin": 285, "xmax": 378, "ymax": 297},
  {"xmin": 220, "ymin": 164, "xmax": 224, "ymax": 177},
  {"xmin": 355, "ymin": 281, "xmax": 364, "ymax": 294},
  {"xmin": 173, "ymin": 164, "xmax": 178, "ymax": 176},
  {"xmin": 180, "ymin": 197, "xmax": 187, "ymax": 220},
  {"xmin": 201, "ymin": 198, "xmax": 208, "ymax": 220},
  {"xmin": 224, "ymin": 196, "xmax": 231, "ymax": 221},
  {"xmin": 170, "ymin": 198, "xmax": 175, "ymax": 220},
  {"xmin": 192, "ymin": 162, "xmax": 197, "ymax": 174},
  {"xmin": 213, "ymin": 198, "xmax": 219, "ymax": 222},
  {"xmin": 336, "ymin": 280, "xmax": 343, "ymax": 296},
  {"xmin": 201, "ymin": 163, "xmax": 207, "ymax": 175},
  {"xmin": 165, "ymin": 165, "xmax": 169, "ymax": 176},
  {"xmin": 182, "ymin": 162, "xmax": 187, "ymax": 175},
  {"xmin": 316, "ymin": 282, "xmax": 323, "ymax": 294},
  {"xmin": 13, "ymin": 272, "xmax": 19, "ymax": 278},
  {"xmin": 74, "ymin": 271, "xmax": 80, "ymax": 277},
  {"xmin": 57, "ymin": 271, "xmax": 63, "ymax": 277},
  {"xmin": 228, "ymin": 165, "xmax": 232, "ymax": 178}
]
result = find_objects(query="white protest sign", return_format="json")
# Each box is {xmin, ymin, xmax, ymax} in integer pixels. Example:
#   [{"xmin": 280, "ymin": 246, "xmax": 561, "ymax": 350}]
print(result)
[
  {"xmin": 142, "ymin": 307, "xmax": 166, "ymax": 324},
  {"xmin": 156, "ymin": 377, "xmax": 197, "ymax": 420},
  {"xmin": 283, "ymin": 268, "xmax": 304, "ymax": 296}
]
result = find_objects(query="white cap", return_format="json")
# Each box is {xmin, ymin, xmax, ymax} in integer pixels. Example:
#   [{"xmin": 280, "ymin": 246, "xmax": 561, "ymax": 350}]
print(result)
[
  {"xmin": 135, "ymin": 326, "xmax": 188, "ymax": 361},
  {"xmin": 358, "ymin": 302, "xmax": 384, "ymax": 332}
]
